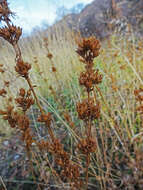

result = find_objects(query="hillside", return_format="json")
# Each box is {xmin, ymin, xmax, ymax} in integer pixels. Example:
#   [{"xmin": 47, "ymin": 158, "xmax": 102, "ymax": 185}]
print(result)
[{"xmin": 55, "ymin": 0, "xmax": 143, "ymax": 39}]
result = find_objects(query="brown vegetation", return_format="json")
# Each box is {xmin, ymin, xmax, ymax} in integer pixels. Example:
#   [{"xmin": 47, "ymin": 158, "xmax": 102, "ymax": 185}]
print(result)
[{"xmin": 0, "ymin": 1, "xmax": 143, "ymax": 190}]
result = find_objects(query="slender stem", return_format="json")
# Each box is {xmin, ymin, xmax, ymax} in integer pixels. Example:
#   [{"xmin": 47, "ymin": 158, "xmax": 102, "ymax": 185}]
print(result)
[
  {"xmin": 27, "ymin": 75, "xmax": 55, "ymax": 142},
  {"xmin": 12, "ymin": 42, "xmax": 22, "ymax": 61},
  {"xmin": 85, "ymin": 73, "xmax": 92, "ymax": 189},
  {"xmin": 0, "ymin": 176, "xmax": 7, "ymax": 190},
  {"xmin": 85, "ymin": 153, "xmax": 90, "ymax": 189},
  {"xmin": 26, "ymin": 77, "xmax": 44, "ymax": 114}
]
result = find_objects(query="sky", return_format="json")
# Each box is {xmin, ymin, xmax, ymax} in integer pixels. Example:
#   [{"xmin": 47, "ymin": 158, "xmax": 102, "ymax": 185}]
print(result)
[{"xmin": 8, "ymin": 0, "xmax": 93, "ymax": 34}]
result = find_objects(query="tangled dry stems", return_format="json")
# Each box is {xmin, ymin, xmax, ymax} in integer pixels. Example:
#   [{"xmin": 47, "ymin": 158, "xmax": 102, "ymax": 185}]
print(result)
[{"xmin": 0, "ymin": 1, "xmax": 143, "ymax": 190}]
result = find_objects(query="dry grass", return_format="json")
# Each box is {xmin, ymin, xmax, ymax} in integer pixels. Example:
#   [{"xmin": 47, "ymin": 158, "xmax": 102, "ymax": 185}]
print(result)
[{"xmin": 0, "ymin": 1, "xmax": 143, "ymax": 189}]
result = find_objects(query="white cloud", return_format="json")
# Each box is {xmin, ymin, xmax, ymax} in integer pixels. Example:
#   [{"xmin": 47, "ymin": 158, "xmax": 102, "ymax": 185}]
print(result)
[
  {"xmin": 11, "ymin": 5, "xmax": 57, "ymax": 33},
  {"xmin": 9, "ymin": 0, "xmax": 94, "ymax": 34}
]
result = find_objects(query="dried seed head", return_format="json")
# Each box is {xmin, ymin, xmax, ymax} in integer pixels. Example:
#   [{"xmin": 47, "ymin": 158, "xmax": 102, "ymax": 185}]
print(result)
[
  {"xmin": 48, "ymin": 138, "xmax": 81, "ymax": 188},
  {"xmin": 16, "ymin": 114, "xmax": 33, "ymax": 150},
  {"xmin": 1, "ymin": 106, "xmax": 18, "ymax": 128},
  {"xmin": 134, "ymin": 88, "xmax": 143, "ymax": 102},
  {"xmin": 47, "ymin": 53, "xmax": 53, "ymax": 59},
  {"xmin": 0, "ymin": 25, "xmax": 22, "ymax": 44},
  {"xmin": 77, "ymin": 137, "xmax": 96, "ymax": 154},
  {"xmin": 49, "ymin": 138, "xmax": 63, "ymax": 154},
  {"xmin": 0, "ymin": 88, "xmax": 7, "ymax": 97},
  {"xmin": 15, "ymin": 60, "xmax": 31, "ymax": 78},
  {"xmin": 79, "ymin": 69, "xmax": 102, "ymax": 92},
  {"xmin": 37, "ymin": 112, "xmax": 52, "ymax": 126},
  {"xmin": 64, "ymin": 112, "xmax": 71, "ymax": 122},
  {"xmin": 61, "ymin": 163, "xmax": 80, "ymax": 181},
  {"xmin": 136, "ymin": 105, "xmax": 143, "ymax": 114},
  {"xmin": 134, "ymin": 88, "xmax": 143, "ymax": 114},
  {"xmin": 0, "ymin": 68, "xmax": 4, "ymax": 73},
  {"xmin": 37, "ymin": 140, "xmax": 49, "ymax": 151},
  {"xmin": 76, "ymin": 36, "xmax": 100, "ymax": 63},
  {"xmin": 64, "ymin": 112, "xmax": 75, "ymax": 128},
  {"xmin": 19, "ymin": 88, "xmax": 26, "ymax": 97},
  {"xmin": 0, "ymin": 0, "xmax": 13, "ymax": 22},
  {"xmin": 15, "ymin": 88, "xmax": 34, "ymax": 112},
  {"xmin": 43, "ymin": 37, "xmax": 48, "ymax": 47},
  {"xmin": 17, "ymin": 114, "xmax": 30, "ymax": 130},
  {"xmin": 76, "ymin": 98, "xmax": 100, "ymax": 121},
  {"xmin": 52, "ymin": 66, "xmax": 56, "ymax": 72},
  {"xmin": 4, "ymin": 81, "xmax": 9, "ymax": 87}
]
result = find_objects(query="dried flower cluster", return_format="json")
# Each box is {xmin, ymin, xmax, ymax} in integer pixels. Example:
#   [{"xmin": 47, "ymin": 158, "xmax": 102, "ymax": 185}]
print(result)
[
  {"xmin": 134, "ymin": 88, "xmax": 143, "ymax": 102},
  {"xmin": 0, "ymin": 1, "xmax": 108, "ymax": 189},
  {"xmin": 77, "ymin": 137, "xmax": 96, "ymax": 154},
  {"xmin": 51, "ymin": 139, "xmax": 81, "ymax": 187},
  {"xmin": 0, "ymin": 88, "xmax": 7, "ymax": 97},
  {"xmin": 134, "ymin": 88, "xmax": 143, "ymax": 113},
  {"xmin": 0, "ymin": 1, "xmax": 22, "ymax": 44},
  {"xmin": 77, "ymin": 98, "xmax": 100, "ymax": 121},
  {"xmin": 64, "ymin": 112, "xmax": 75, "ymax": 128},
  {"xmin": 0, "ymin": 106, "xmax": 33, "ymax": 150},
  {"xmin": 79, "ymin": 69, "xmax": 102, "ymax": 92},
  {"xmin": 0, "ymin": 25, "xmax": 22, "ymax": 44},
  {"xmin": 52, "ymin": 66, "xmax": 57, "ymax": 72},
  {"xmin": 37, "ymin": 112, "xmax": 52, "ymax": 126},
  {"xmin": 47, "ymin": 53, "xmax": 53, "ymax": 59},
  {"xmin": 0, "ymin": 1, "xmax": 83, "ymax": 189},
  {"xmin": 76, "ymin": 36, "xmax": 102, "ymax": 127},
  {"xmin": 15, "ymin": 88, "xmax": 34, "ymax": 112},
  {"xmin": 38, "ymin": 138, "xmax": 82, "ymax": 188},
  {"xmin": 0, "ymin": 0, "xmax": 35, "ymax": 154},
  {"xmin": 0, "ymin": 0, "xmax": 12, "ymax": 22},
  {"xmin": 15, "ymin": 60, "xmax": 31, "ymax": 78},
  {"xmin": 76, "ymin": 36, "xmax": 101, "ymax": 63},
  {"xmin": 17, "ymin": 114, "xmax": 33, "ymax": 150},
  {"xmin": 0, "ymin": 105, "xmax": 17, "ymax": 128},
  {"xmin": 76, "ymin": 36, "xmax": 102, "ymax": 187}
]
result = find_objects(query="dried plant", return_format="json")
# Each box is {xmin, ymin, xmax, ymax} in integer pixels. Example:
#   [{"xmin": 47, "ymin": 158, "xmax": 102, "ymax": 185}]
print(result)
[
  {"xmin": 0, "ymin": 1, "xmax": 82, "ymax": 189},
  {"xmin": 1, "ymin": 1, "xmax": 143, "ymax": 190},
  {"xmin": 76, "ymin": 36, "xmax": 102, "ymax": 189}
]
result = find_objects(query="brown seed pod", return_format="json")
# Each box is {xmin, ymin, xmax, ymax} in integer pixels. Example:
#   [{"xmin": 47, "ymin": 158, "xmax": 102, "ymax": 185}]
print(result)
[
  {"xmin": 76, "ymin": 36, "xmax": 100, "ymax": 63},
  {"xmin": 15, "ymin": 60, "xmax": 31, "ymax": 78},
  {"xmin": 79, "ymin": 69, "xmax": 102, "ymax": 92},
  {"xmin": 37, "ymin": 112, "xmax": 52, "ymax": 126},
  {"xmin": 77, "ymin": 137, "xmax": 96, "ymax": 154},
  {"xmin": 76, "ymin": 98, "xmax": 100, "ymax": 121}
]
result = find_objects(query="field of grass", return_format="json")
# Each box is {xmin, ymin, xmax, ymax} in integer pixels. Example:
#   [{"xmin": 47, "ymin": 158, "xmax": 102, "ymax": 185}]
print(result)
[{"xmin": 0, "ymin": 2, "xmax": 143, "ymax": 189}]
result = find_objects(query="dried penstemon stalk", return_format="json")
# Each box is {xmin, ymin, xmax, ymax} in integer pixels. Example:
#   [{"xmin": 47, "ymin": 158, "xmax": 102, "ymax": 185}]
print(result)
[
  {"xmin": 37, "ymin": 138, "xmax": 82, "ymax": 189},
  {"xmin": 76, "ymin": 36, "xmax": 102, "ymax": 189},
  {"xmin": 0, "ymin": 0, "xmax": 37, "ymax": 154},
  {"xmin": 0, "ymin": 1, "xmax": 82, "ymax": 189},
  {"xmin": 0, "ymin": 0, "xmax": 54, "ymax": 144}
]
